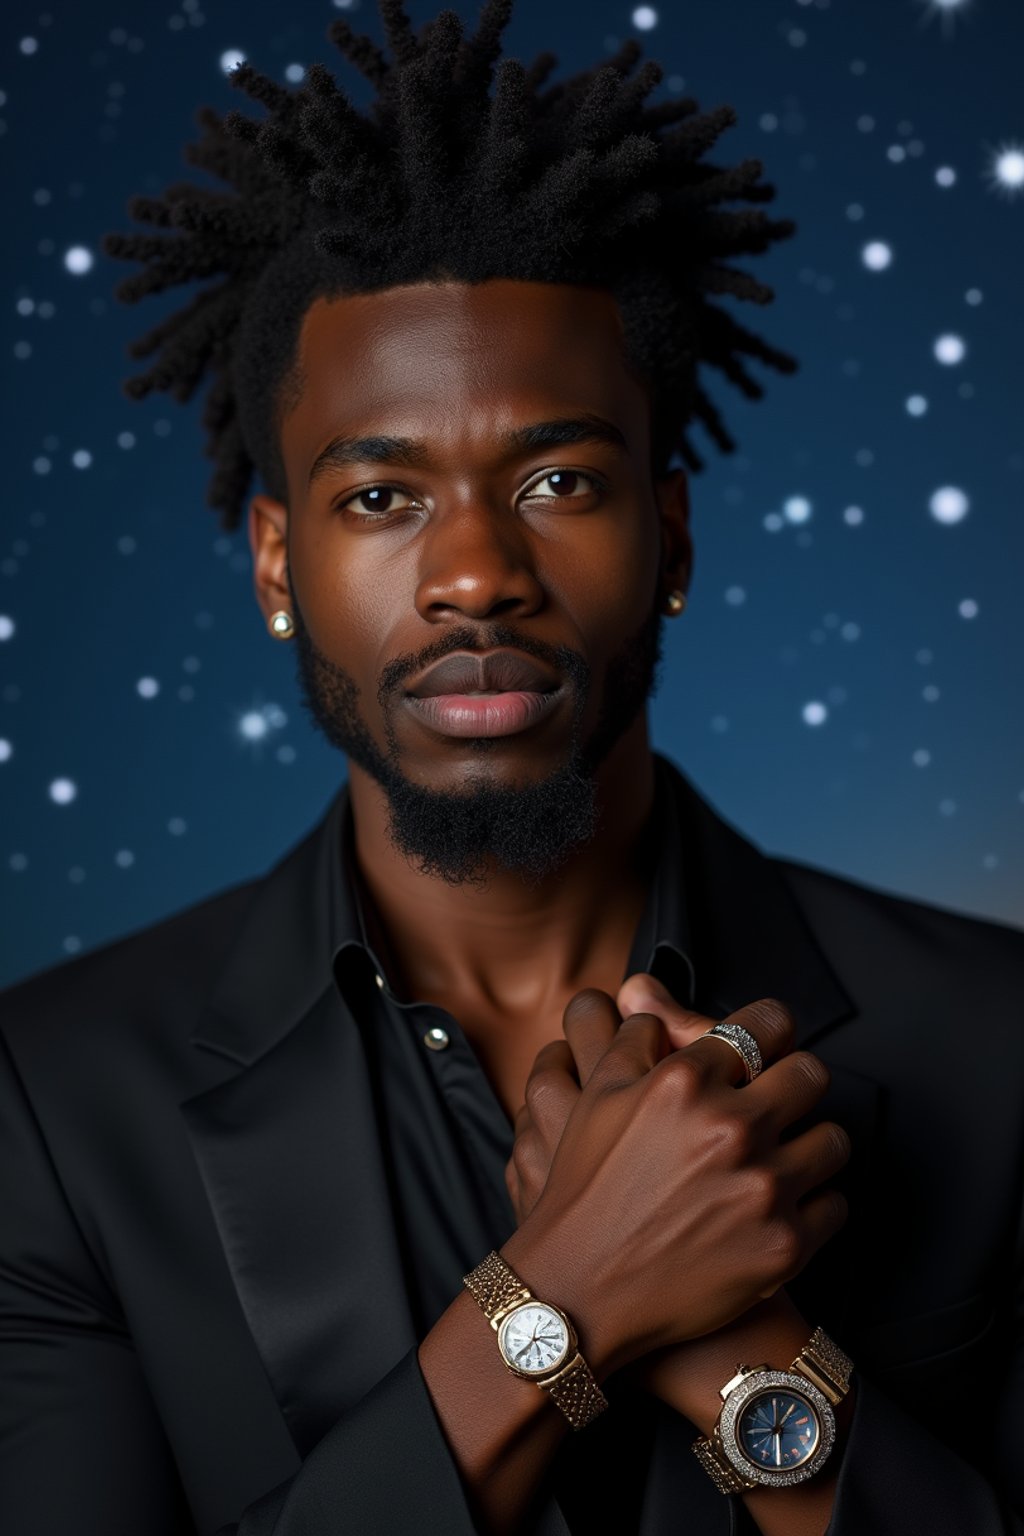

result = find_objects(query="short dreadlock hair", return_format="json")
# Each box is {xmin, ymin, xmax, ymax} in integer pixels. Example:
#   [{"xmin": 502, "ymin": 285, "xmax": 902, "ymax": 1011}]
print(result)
[{"xmin": 103, "ymin": 0, "xmax": 798, "ymax": 534}]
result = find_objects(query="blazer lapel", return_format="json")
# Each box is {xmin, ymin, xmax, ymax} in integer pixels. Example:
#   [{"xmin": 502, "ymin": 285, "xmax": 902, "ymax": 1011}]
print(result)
[
  {"xmin": 179, "ymin": 758, "xmax": 884, "ymax": 1504},
  {"xmin": 180, "ymin": 788, "xmax": 417, "ymax": 1459}
]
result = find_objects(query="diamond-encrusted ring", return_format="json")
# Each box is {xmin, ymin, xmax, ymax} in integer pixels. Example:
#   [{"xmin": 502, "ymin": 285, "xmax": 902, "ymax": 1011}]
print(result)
[{"xmin": 697, "ymin": 1021, "xmax": 763, "ymax": 1084}]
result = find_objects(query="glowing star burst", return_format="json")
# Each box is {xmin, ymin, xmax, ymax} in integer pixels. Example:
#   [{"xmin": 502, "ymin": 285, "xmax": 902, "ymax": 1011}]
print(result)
[
  {"xmin": 986, "ymin": 142, "xmax": 1024, "ymax": 201},
  {"xmin": 916, "ymin": 0, "xmax": 973, "ymax": 40},
  {"xmin": 234, "ymin": 700, "xmax": 289, "ymax": 751}
]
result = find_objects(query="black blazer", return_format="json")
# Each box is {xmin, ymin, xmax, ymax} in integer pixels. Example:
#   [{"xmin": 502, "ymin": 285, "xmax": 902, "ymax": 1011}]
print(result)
[{"xmin": 1, "ymin": 762, "xmax": 1022, "ymax": 1535}]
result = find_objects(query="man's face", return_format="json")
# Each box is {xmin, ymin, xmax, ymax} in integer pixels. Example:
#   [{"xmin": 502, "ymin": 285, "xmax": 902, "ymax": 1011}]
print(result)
[{"xmin": 253, "ymin": 278, "xmax": 690, "ymax": 889}]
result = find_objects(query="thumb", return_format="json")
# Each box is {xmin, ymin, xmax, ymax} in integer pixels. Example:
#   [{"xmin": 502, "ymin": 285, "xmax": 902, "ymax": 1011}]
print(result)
[
  {"xmin": 617, "ymin": 971, "xmax": 669, "ymax": 1017},
  {"xmin": 617, "ymin": 972, "xmax": 715, "ymax": 1050}
]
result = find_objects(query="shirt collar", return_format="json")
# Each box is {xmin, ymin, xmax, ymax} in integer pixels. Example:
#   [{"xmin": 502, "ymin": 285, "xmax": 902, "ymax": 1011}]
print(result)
[
  {"xmin": 188, "ymin": 750, "xmax": 854, "ymax": 1067},
  {"xmin": 329, "ymin": 750, "xmax": 696, "ymax": 1013}
]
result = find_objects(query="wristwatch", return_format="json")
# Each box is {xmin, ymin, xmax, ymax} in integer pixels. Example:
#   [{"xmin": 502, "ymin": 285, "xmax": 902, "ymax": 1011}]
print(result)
[
  {"xmin": 691, "ymin": 1325, "xmax": 854, "ymax": 1492},
  {"xmin": 462, "ymin": 1250, "xmax": 609, "ymax": 1430}
]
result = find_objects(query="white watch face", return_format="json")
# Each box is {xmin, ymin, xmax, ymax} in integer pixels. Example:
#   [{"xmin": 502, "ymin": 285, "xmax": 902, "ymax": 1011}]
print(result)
[{"xmin": 498, "ymin": 1303, "xmax": 570, "ymax": 1375}]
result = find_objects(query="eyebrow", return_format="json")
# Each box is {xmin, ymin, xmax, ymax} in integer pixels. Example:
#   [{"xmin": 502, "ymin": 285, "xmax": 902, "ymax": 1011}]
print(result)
[{"xmin": 306, "ymin": 413, "xmax": 629, "ymax": 489}]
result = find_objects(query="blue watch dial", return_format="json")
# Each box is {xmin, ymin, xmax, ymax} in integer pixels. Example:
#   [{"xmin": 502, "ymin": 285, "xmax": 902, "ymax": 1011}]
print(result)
[{"xmin": 737, "ymin": 1388, "xmax": 820, "ymax": 1470}]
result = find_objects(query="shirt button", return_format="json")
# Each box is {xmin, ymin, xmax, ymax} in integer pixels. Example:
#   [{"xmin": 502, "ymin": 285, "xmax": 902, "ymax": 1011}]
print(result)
[
  {"xmin": 374, "ymin": 972, "xmax": 385, "ymax": 990},
  {"xmin": 423, "ymin": 1026, "xmax": 450, "ymax": 1052}
]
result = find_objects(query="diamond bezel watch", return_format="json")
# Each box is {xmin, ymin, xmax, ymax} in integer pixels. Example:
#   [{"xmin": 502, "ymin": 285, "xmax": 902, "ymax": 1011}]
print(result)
[
  {"xmin": 463, "ymin": 1250, "xmax": 609, "ymax": 1431},
  {"xmin": 692, "ymin": 1325, "xmax": 854, "ymax": 1492}
]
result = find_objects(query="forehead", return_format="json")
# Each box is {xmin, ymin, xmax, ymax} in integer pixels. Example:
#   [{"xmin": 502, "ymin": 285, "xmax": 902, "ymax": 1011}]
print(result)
[{"xmin": 282, "ymin": 279, "xmax": 650, "ymax": 476}]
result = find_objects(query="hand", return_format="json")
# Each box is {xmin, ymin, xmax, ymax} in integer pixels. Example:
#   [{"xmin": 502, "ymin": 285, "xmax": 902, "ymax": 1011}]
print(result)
[
  {"xmin": 506, "ymin": 971, "xmax": 699, "ymax": 1225},
  {"xmin": 502, "ymin": 974, "xmax": 851, "ymax": 1384},
  {"xmin": 506, "ymin": 973, "xmax": 810, "ymax": 1408}
]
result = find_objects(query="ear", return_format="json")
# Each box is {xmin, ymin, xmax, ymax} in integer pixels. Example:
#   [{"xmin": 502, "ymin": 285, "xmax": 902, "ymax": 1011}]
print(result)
[
  {"xmin": 653, "ymin": 467, "xmax": 693, "ymax": 599},
  {"xmin": 249, "ymin": 493, "xmax": 291, "ymax": 631}
]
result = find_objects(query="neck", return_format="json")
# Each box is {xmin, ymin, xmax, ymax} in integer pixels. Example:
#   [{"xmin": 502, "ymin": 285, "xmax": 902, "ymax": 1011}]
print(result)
[{"xmin": 346, "ymin": 722, "xmax": 657, "ymax": 1019}]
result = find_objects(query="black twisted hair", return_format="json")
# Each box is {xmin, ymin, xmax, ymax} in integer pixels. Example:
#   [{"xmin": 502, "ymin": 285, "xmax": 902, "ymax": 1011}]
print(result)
[{"xmin": 102, "ymin": 0, "xmax": 799, "ymax": 533}]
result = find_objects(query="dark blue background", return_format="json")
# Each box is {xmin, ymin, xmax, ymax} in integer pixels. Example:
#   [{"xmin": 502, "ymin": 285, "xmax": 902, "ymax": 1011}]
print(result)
[{"xmin": 2, "ymin": 0, "xmax": 1022, "ymax": 990}]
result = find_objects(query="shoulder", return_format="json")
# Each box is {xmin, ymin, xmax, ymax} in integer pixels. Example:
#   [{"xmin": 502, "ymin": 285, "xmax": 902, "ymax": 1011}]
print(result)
[
  {"xmin": 773, "ymin": 853, "xmax": 1024, "ymax": 1016},
  {"xmin": 0, "ymin": 875, "xmax": 262, "ymax": 1068}
]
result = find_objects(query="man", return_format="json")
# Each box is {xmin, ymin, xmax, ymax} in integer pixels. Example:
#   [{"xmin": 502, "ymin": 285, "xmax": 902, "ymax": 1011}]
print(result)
[{"xmin": 2, "ymin": 3, "xmax": 1022, "ymax": 1533}]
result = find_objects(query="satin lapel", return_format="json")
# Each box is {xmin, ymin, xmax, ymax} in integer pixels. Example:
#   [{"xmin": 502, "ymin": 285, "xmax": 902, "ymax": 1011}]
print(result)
[
  {"xmin": 180, "ymin": 785, "xmax": 417, "ymax": 1459},
  {"xmin": 181, "ymin": 983, "xmax": 416, "ymax": 1459}
]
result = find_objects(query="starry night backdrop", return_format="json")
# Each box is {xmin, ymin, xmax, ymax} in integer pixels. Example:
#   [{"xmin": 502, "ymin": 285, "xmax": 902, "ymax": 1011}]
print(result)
[{"xmin": 1, "ymin": 0, "xmax": 1022, "ymax": 992}]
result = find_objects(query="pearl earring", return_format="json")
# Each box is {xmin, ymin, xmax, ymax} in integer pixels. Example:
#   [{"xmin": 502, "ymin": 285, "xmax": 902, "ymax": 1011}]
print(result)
[
  {"xmin": 268, "ymin": 610, "xmax": 295, "ymax": 640},
  {"xmin": 665, "ymin": 590, "xmax": 687, "ymax": 616}
]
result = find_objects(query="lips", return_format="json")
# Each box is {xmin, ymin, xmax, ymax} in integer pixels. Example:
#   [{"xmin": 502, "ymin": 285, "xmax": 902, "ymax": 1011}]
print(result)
[{"xmin": 406, "ymin": 649, "xmax": 560, "ymax": 699}]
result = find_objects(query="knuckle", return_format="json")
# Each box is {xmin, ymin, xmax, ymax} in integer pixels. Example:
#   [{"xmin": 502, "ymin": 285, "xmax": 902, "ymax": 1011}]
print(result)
[
  {"xmin": 650, "ymin": 1052, "xmax": 705, "ymax": 1104},
  {"xmin": 511, "ymin": 1137, "xmax": 536, "ymax": 1178},
  {"xmin": 710, "ymin": 1111, "xmax": 757, "ymax": 1167},
  {"xmin": 509, "ymin": 1148, "xmax": 540, "ymax": 1191},
  {"xmin": 741, "ymin": 1163, "xmax": 780, "ymax": 1217},
  {"xmin": 523, "ymin": 1072, "xmax": 552, "ymax": 1113}
]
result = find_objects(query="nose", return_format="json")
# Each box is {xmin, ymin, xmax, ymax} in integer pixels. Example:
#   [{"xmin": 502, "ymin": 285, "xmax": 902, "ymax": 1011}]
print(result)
[{"xmin": 411, "ymin": 500, "xmax": 545, "ymax": 622}]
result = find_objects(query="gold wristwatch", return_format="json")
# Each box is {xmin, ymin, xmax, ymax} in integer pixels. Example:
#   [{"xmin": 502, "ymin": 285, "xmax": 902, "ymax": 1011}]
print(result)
[
  {"xmin": 692, "ymin": 1325, "xmax": 854, "ymax": 1492},
  {"xmin": 463, "ymin": 1250, "xmax": 608, "ymax": 1430}
]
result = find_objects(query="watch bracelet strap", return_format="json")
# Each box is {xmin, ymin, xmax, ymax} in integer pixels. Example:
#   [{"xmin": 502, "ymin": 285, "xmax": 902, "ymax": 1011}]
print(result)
[
  {"xmin": 792, "ymin": 1324, "xmax": 854, "ymax": 1405},
  {"xmin": 692, "ymin": 1432, "xmax": 758, "ymax": 1494},
  {"xmin": 691, "ymin": 1324, "xmax": 854, "ymax": 1493},
  {"xmin": 463, "ymin": 1249, "xmax": 531, "ymax": 1321},
  {"xmin": 463, "ymin": 1250, "xmax": 609, "ymax": 1431},
  {"xmin": 542, "ymin": 1351, "xmax": 611, "ymax": 1431}
]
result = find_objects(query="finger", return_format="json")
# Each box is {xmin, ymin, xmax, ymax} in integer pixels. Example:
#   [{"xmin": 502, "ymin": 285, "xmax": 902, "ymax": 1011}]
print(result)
[
  {"xmin": 672, "ymin": 997, "xmax": 796, "ymax": 1090},
  {"xmin": 578, "ymin": 998, "xmax": 667, "ymax": 1091},
  {"xmin": 562, "ymin": 987, "xmax": 622, "ymax": 1086},
  {"xmin": 745, "ymin": 1049, "xmax": 832, "ymax": 1134},
  {"xmin": 617, "ymin": 972, "xmax": 716, "ymax": 1051},
  {"xmin": 523, "ymin": 1038, "xmax": 580, "ymax": 1128},
  {"xmin": 772, "ymin": 1119, "xmax": 852, "ymax": 1198},
  {"xmin": 617, "ymin": 971, "xmax": 670, "ymax": 1017}
]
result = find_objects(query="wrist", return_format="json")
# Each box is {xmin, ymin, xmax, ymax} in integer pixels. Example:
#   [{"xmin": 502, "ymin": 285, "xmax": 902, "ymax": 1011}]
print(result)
[
  {"xmin": 647, "ymin": 1292, "xmax": 814, "ymax": 1430},
  {"xmin": 462, "ymin": 1247, "xmax": 610, "ymax": 1433},
  {"xmin": 499, "ymin": 1216, "xmax": 626, "ymax": 1385},
  {"xmin": 691, "ymin": 1321, "xmax": 855, "ymax": 1496}
]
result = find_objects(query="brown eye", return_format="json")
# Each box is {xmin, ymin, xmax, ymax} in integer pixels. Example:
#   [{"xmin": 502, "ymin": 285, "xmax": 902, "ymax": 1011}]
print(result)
[
  {"xmin": 527, "ymin": 469, "xmax": 602, "ymax": 500},
  {"xmin": 355, "ymin": 487, "xmax": 397, "ymax": 514}
]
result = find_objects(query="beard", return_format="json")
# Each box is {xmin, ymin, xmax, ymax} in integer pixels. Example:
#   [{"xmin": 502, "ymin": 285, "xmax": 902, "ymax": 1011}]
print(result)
[{"xmin": 287, "ymin": 569, "xmax": 667, "ymax": 892}]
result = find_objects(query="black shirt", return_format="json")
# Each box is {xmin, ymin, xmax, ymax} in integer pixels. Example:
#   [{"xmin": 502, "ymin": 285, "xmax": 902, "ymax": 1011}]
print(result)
[{"xmin": 324, "ymin": 753, "xmax": 718, "ymax": 1535}]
